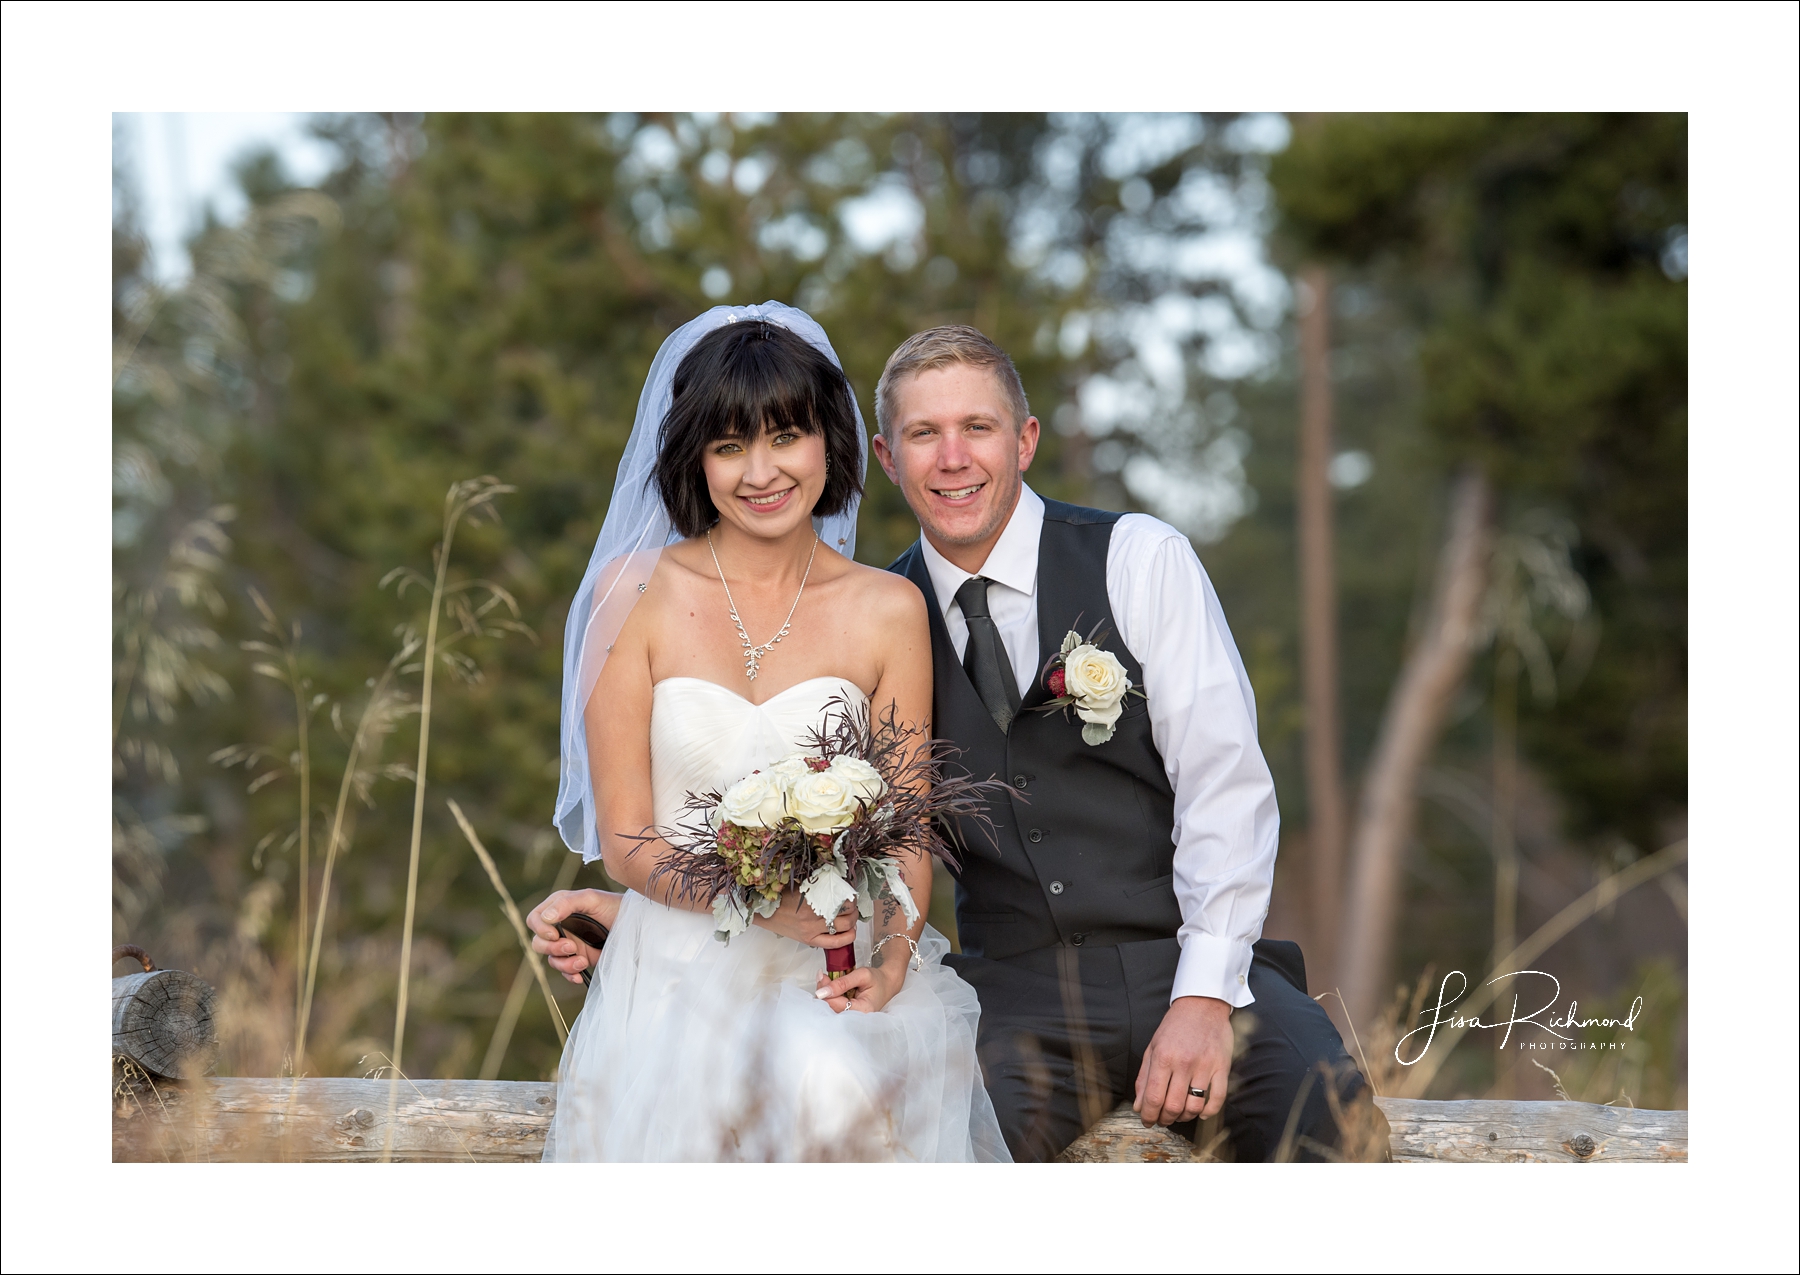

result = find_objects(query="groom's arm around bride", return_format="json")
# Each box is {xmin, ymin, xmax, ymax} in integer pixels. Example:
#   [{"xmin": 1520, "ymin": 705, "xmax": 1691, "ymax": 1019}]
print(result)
[{"xmin": 874, "ymin": 325, "xmax": 1379, "ymax": 1162}]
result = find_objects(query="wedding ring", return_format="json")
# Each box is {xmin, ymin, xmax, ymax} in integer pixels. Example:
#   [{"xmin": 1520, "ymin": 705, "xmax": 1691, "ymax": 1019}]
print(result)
[{"xmin": 1188, "ymin": 1087, "xmax": 1208, "ymax": 1100}]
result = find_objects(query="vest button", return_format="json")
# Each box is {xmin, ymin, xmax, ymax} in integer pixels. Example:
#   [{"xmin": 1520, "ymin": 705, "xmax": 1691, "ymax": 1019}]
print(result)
[
  {"xmin": 1049, "ymin": 880, "xmax": 1064, "ymax": 895},
  {"xmin": 1012, "ymin": 774, "xmax": 1028, "ymax": 789},
  {"xmin": 1028, "ymin": 829, "xmax": 1044, "ymax": 843}
]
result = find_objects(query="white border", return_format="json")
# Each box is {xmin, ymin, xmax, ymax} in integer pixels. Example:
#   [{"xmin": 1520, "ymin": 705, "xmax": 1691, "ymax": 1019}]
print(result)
[{"xmin": 3, "ymin": 2, "xmax": 1794, "ymax": 1271}]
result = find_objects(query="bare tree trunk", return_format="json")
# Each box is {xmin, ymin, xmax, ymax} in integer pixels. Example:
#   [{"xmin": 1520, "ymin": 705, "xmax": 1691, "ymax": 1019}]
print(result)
[
  {"xmin": 1338, "ymin": 467, "xmax": 1494, "ymax": 1027},
  {"xmin": 1489, "ymin": 644, "xmax": 1520, "ymax": 1098},
  {"xmin": 1297, "ymin": 266, "xmax": 1347, "ymax": 976}
]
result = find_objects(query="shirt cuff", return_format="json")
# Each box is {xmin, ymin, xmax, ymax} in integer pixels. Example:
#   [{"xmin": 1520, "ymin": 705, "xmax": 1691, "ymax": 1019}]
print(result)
[{"xmin": 1172, "ymin": 932, "xmax": 1256, "ymax": 1008}]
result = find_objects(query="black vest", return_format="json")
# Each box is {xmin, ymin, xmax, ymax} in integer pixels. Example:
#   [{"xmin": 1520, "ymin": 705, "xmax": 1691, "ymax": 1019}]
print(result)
[{"xmin": 891, "ymin": 499, "xmax": 1182, "ymax": 961}]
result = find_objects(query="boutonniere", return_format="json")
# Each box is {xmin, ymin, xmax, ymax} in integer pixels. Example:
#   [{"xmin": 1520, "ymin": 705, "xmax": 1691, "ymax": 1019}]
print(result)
[{"xmin": 1037, "ymin": 622, "xmax": 1145, "ymax": 745}]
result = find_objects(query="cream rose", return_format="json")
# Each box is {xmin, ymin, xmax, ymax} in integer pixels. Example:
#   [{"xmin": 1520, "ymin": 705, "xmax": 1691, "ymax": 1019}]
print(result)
[
  {"xmin": 789, "ymin": 769, "xmax": 860, "ymax": 833},
  {"xmin": 1075, "ymin": 696, "xmax": 1125, "ymax": 729},
  {"xmin": 1063, "ymin": 644, "xmax": 1130, "ymax": 709},
  {"xmin": 767, "ymin": 754, "xmax": 813, "ymax": 785},
  {"xmin": 716, "ymin": 771, "xmax": 789, "ymax": 829},
  {"xmin": 827, "ymin": 754, "xmax": 887, "ymax": 805}
]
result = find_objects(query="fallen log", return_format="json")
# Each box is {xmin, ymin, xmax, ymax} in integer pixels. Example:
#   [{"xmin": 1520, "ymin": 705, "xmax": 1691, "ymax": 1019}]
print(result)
[
  {"xmin": 111, "ymin": 1078, "xmax": 1687, "ymax": 1163},
  {"xmin": 113, "ymin": 1077, "xmax": 555, "ymax": 1163},
  {"xmin": 1376, "ymin": 1097, "xmax": 1687, "ymax": 1163}
]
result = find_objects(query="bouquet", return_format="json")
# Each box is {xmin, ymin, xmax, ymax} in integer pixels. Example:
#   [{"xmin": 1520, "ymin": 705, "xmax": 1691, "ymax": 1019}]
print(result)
[{"xmin": 641, "ymin": 697, "xmax": 1004, "ymax": 976}]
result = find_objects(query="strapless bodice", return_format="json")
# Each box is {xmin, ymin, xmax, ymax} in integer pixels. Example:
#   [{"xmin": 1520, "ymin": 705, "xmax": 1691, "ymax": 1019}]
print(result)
[{"xmin": 649, "ymin": 675, "xmax": 869, "ymax": 826}]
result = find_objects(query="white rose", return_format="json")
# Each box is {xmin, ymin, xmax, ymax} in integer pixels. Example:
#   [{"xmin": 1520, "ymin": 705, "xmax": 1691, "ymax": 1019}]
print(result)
[
  {"xmin": 1063, "ymin": 644, "xmax": 1130, "ymax": 710},
  {"xmin": 789, "ymin": 770, "xmax": 861, "ymax": 833},
  {"xmin": 827, "ymin": 755, "xmax": 887, "ymax": 805},
  {"xmin": 1075, "ymin": 696, "xmax": 1124, "ymax": 729},
  {"xmin": 716, "ymin": 771, "xmax": 789, "ymax": 829},
  {"xmin": 767, "ymin": 754, "xmax": 813, "ymax": 785}
]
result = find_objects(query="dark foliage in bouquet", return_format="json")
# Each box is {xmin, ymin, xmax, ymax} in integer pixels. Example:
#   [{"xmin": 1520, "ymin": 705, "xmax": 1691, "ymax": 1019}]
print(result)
[{"xmin": 633, "ymin": 696, "xmax": 1010, "ymax": 942}]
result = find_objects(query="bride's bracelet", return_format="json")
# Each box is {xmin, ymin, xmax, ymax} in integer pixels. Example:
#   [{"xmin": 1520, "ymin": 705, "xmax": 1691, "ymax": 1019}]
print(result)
[{"xmin": 871, "ymin": 932, "xmax": 924, "ymax": 972}]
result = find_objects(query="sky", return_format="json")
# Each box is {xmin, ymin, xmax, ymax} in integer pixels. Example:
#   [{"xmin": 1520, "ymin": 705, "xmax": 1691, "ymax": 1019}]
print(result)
[{"xmin": 115, "ymin": 112, "xmax": 335, "ymax": 283}]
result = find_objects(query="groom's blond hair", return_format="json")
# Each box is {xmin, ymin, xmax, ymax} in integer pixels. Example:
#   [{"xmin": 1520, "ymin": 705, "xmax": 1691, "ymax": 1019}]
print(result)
[{"xmin": 875, "ymin": 325, "xmax": 1031, "ymax": 439}]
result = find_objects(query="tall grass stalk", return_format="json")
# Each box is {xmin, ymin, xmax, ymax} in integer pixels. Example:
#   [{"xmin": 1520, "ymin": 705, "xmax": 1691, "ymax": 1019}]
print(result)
[
  {"xmin": 449, "ymin": 799, "xmax": 570, "ymax": 1045},
  {"xmin": 382, "ymin": 477, "xmax": 511, "ymax": 1159},
  {"xmin": 477, "ymin": 849, "xmax": 582, "ymax": 1080},
  {"xmin": 292, "ymin": 640, "xmax": 418, "ymax": 1082},
  {"xmin": 245, "ymin": 588, "xmax": 321, "ymax": 1033}
]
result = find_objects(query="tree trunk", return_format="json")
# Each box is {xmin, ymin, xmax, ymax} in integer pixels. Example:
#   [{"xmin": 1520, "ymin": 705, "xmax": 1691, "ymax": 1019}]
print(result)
[
  {"xmin": 1490, "ymin": 644, "xmax": 1521, "ymax": 1098},
  {"xmin": 1296, "ymin": 265, "xmax": 1347, "ymax": 975},
  {"xmin": 1338, "ymin": 467, "xmax": 1494, "ymax": 1027}
]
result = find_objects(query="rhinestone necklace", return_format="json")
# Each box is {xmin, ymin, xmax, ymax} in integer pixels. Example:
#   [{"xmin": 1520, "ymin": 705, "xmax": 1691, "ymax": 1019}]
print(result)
[{"xmin": 706, "ymin": 531, "xmax": 819, "ymax": 681}]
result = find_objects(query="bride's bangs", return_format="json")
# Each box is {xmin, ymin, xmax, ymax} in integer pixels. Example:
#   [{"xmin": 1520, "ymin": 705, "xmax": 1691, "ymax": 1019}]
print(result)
[{"xmin": 655, "ymin": 319, "xmax": 865, "ymax": 538}]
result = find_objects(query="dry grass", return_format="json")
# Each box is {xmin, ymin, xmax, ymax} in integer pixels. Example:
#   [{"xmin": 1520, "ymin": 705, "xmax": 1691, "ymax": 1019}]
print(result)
[
  {"xmin": 449, "ymin": 798, "xmax": 569, "ymax": 1045},
  {"xmin": 384, "ymin": 478, "xmax": 516, "ymax": 1103}
]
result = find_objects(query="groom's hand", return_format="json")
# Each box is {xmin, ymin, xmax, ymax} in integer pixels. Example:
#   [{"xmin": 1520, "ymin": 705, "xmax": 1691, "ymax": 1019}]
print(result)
[
  {"xmin": 1134, "ymin": 995, "xmax": 1232, "ymax": 1127},
  {"xmin": 529, "ymin": 889, "xmax": 620, "ymax": 984}
]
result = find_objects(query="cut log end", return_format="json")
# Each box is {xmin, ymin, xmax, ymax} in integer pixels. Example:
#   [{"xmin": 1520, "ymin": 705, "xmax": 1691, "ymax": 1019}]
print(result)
[{"xmin": 112, "ymin": 970, "xmax": 218, "ymax": 1079}]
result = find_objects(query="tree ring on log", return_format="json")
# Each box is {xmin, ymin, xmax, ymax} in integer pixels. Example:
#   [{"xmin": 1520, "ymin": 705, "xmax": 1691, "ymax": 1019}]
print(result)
[{"xmin": 112, "ymin": 969, "xmax": 218, "ymax": 1079}]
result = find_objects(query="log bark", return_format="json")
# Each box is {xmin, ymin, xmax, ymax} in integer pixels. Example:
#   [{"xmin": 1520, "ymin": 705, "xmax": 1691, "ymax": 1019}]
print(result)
[
  {"xmin": 1376, "ymin": 1098, "xmax": 1687, "ymax": 1163},
  {"xmin": 1338, "ymin": 468, "xmax": 1494, "ymax": 1027},
  {"xmin": 112, "ymin": 1080, "xmax": 1686, "ymax": 1164},
  {"xmin": 1297, "ymin": 265, "xmax": 1347, "ymax": 972},
  {"xmin": 113, "ymin": 1077, "xmax": 556, "ymax": 1163},
  {"xmin": 112, "ymin": 969, "xmax": 217, "ymax": 1079}
]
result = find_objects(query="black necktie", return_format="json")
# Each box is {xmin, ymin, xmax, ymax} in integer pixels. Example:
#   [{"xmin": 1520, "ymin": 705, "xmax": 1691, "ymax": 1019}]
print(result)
[{"xmin": 955, "ymin": 576, "xmax": 1021, "ymax": 734}]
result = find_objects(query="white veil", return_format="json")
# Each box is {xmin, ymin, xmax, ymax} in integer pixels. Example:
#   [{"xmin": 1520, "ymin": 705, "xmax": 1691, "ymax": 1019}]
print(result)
[{"xmin": 554, "ymin": 301, "xmax": 868, "ymax": 863}]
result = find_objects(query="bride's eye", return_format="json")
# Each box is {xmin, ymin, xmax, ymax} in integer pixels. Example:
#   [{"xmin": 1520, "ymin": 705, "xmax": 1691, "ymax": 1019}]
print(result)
[
  {"xmin": 771, "ymin": 431, "xmax": 801, "ymax": 447},
  {"xmin": 712, "ymin": 441, "xmax": 744, "ymax": 456}
]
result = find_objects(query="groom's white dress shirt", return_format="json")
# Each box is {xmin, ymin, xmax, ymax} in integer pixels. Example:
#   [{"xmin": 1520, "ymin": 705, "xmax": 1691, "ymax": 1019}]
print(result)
[{"xmin": 918, "ymin": 483, "xmax": 1278, "ymax": 1009}]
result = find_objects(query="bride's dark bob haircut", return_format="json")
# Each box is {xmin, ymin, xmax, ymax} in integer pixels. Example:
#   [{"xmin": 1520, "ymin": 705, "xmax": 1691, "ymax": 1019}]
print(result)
[{"xmin": 655, "ymin": 319, "xmax": 864, "ymax": 539}]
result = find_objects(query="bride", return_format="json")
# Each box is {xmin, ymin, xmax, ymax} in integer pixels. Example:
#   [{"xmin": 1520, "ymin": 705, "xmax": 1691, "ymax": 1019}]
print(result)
[{"xmin": 525, "ymin": 302, "xmax": 1009, "ymax": 1162}]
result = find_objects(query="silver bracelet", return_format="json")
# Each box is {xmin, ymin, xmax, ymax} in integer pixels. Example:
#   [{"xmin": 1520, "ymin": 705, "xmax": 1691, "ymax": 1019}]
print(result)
[{"xmin": 871, "ymin": 932, "xmax": 924, "ymax": 972}]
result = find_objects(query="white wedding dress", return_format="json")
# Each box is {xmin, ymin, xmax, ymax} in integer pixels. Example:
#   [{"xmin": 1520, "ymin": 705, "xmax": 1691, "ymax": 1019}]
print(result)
[{"xmin": 543, "ymin": 675, "xmax": 1010, "ymax": 1162}]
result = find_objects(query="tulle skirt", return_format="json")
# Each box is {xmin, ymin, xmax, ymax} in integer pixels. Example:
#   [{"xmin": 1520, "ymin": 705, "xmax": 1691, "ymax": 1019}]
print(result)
[{"xmin": 543, "ymin": 891, "xmax": 1011, "ymax": 1162}]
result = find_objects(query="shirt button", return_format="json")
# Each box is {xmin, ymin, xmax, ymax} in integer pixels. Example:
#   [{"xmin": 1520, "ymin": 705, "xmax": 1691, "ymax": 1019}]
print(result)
[
  {"xmin": 1028, "ymin": 829, "xmax": 1044, "ymax": 843},
  {"xmin": 1049, "ymin": 880, "xmax": 1064, "ymax": 895},
  {"xmin": 1238, "ymin": 974, "xmax": 1246, "ymax": 985}
]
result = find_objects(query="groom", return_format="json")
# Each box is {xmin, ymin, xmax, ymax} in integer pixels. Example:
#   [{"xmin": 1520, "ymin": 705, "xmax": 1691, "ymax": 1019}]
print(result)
[{"xmin": 873, "ymin": 326, "xmax": 1376, "ymax": 1162}]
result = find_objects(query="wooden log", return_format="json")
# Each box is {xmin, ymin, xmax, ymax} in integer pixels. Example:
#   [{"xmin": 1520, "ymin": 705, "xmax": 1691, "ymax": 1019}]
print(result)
[
  {"xmin": 113, "ymin": 1077, "xmax": 557, "ymax": 1163},
  {"xmin": 1375, "ymin": 1097, "xmax": 1687, "ymax": 1163},
  {"xmin": 110, "ymin": 1079, "xmax": 1688, "ymax": 1163},
  {"xmin": 112, "ymin": 969, "xmax": 218, "ymax": 1079},
  {"xmin": 1055, "ymin": 1105, "xmax": 1204, "ymax": 1162}
]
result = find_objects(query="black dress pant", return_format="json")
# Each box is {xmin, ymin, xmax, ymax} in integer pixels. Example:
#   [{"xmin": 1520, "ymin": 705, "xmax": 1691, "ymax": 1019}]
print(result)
[{"xmin": 946, "ymin": 937, "xmax": 1373, "ymax": 1162}]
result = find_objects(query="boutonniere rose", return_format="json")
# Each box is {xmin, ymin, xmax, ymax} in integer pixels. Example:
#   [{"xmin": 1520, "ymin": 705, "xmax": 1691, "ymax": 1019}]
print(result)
[{"xmin": 1039, "ymin": 624, "xmax": 1145, "ymax": 745}]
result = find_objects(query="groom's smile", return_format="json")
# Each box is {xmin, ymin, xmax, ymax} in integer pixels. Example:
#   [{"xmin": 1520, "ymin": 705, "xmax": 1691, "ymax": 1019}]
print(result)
[{"xmin": 931, "ymin": 481, "xmax": 986, "ymax": 502}]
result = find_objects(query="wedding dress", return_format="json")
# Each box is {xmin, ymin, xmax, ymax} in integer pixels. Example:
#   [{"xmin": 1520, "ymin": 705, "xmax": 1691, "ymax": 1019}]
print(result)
[{"xmin": 543, "ymin": 675, "xmax": 1010, "ymax": 1162}]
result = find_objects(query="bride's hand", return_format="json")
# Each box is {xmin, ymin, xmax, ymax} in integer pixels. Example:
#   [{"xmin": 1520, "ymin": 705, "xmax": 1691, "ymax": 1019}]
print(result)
[
  {"xmin": 528, "ymin": 889, "xmax": 622, "ymax": 984},
  {"xmin": 751, "ymin": 889, "xmax": 857, "ymax": 950},
  {"xmin": 814, "ymin": 961, "xmax": 904, "ymax": 1014}
]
